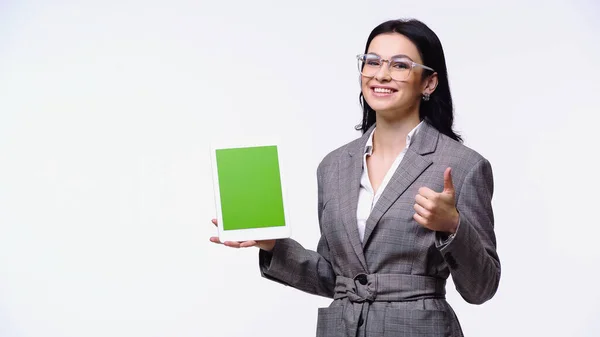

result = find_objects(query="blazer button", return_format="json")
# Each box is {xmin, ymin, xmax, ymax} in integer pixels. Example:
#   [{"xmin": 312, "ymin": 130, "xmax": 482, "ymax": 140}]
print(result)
[{"xmin": 356, "ymin": 274, "xmax": 368, "ymax": 285}]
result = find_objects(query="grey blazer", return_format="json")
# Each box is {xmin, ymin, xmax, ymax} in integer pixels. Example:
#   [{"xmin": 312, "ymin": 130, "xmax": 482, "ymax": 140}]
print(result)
[{"xmin": 259, "ymin": 121, "xmax": 500, "ymax": 337}]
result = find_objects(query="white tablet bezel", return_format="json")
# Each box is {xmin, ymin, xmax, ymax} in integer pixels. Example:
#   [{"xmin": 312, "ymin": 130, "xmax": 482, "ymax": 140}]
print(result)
[{"xmin": 209, "ymin": 140, "xmax": 291, "ymax": 243}]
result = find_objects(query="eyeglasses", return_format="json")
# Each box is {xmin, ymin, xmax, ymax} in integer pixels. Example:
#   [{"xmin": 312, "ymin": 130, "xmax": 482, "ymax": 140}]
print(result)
[{"xmin": 356, "ymin": 53, "xmax": 435, "ymax": 81}]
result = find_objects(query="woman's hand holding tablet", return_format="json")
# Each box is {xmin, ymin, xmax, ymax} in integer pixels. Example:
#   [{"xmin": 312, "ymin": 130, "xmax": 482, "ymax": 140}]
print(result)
[{"xmin": 209, "ymin": 218, "xmax": 276, "ymax": 251}]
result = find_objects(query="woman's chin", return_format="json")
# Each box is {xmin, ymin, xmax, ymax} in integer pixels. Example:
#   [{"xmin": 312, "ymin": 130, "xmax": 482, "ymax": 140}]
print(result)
[
  {"xmin": 365, "ymin": 94, "xmax": 402, "ymax": 110},
  {"xmin": 367, "ymin": 101, "xmax": 398, "ymax": 112}
]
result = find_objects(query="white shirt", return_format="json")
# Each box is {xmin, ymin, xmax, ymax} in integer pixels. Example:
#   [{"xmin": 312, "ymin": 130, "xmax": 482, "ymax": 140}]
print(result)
[{"xmin": 356, "ymin": 121, "xmax": 423, "ymax": 242}]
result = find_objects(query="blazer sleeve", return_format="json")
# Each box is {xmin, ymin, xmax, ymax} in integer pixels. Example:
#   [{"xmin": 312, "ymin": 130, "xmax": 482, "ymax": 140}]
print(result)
[
  {"xmin": 257, "ymin": 163, "xmax": 336, "ymax": 298},
  {"xmin": 435, "ymin": 157, "xmax": 501, "ymax": 305}
]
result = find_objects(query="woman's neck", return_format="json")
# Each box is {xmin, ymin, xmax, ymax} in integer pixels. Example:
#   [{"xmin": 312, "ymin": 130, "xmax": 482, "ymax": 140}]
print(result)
[{"xmin": 372, "ymin": 113, "xmax": 421, "ymax": 161}]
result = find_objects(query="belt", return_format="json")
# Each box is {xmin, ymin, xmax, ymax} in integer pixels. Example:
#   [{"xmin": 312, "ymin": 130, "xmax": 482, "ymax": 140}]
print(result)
[{"xmin": 333, "ymin": 273, "xmax": 446, "ymax": 303}]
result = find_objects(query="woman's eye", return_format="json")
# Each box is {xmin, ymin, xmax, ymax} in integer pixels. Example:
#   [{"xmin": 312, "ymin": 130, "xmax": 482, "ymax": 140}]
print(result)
[{"xmin": 392, "ymin": 61, "xmax": 410, "ymax": 69}]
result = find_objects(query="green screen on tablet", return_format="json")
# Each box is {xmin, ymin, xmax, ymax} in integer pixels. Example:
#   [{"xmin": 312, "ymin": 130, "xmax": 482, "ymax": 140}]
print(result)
[{"xmin": 215, "ymin": 145, "xmax": 286, "ymax": 231}]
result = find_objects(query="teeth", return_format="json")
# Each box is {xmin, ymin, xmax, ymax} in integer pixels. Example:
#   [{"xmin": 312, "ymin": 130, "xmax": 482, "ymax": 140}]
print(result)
[{"xmin": 374, "ymin": 87, "xmax": 393, "ymax": 94}]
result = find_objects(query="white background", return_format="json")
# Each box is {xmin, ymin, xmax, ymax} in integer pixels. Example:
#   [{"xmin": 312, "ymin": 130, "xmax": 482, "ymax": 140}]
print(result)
[{"xmin": 1, "ymin": 0, "xmax": 599, "ymax": 336}]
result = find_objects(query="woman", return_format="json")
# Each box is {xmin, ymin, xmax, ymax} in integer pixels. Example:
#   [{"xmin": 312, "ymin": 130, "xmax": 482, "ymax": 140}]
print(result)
[{"xmin": 210, "ymin": 18, "xmax": 500, "ymax": 337}]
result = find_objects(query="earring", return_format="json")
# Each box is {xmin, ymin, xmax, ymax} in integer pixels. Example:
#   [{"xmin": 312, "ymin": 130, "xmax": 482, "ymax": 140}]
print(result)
[{"xmin": 422, "ymin": 93, "xmax": 430, "ymax": 101}]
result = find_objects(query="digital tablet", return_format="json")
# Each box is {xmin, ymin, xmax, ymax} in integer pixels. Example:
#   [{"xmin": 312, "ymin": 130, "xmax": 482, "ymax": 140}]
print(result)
[{"xmin": 210, "ymin": 142, "xmax": 291, "ymax": 242}]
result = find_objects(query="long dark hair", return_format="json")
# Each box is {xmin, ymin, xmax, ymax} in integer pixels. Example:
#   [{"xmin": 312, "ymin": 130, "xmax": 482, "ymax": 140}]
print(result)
[{"xmin": 355, "ymin": 19, "xmax": 462, "ymax": 143}]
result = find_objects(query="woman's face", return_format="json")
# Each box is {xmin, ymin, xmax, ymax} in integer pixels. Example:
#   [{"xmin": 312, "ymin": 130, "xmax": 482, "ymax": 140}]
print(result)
[{"xmin": 361, "ymin": 33, "xmax": 436, "ymax": 120}]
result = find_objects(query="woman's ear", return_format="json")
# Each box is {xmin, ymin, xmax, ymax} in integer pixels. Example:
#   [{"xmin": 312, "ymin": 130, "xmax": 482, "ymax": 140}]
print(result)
[{"xmin": 422, "ymin": 72, "xmax": 438, "ymax": 96}]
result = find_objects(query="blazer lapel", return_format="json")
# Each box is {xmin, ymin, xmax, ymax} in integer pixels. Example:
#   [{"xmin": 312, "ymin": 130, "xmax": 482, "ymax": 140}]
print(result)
[
  {"xmin": 361, "ymin": 122, "xmax": 439, "ymax": 247},
  {"xmin": 338, "ymin": 127, "xmax": 373, "ymax": 272}
]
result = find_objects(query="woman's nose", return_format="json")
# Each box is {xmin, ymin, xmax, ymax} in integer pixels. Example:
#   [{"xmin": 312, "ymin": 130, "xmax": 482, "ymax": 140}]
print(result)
[{"xmin": 374, "ymin": 61, "xmax": 392, "ymax": 81}]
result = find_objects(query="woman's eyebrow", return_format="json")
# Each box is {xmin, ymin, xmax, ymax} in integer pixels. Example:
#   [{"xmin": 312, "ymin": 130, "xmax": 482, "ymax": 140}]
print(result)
[
  {"xmin": 367, "ymin": 52, "xmax": 414, "ymax": 61},
  {"xmin": 390, "ymin": 54, "xmax": 414, "ymax": 61}
]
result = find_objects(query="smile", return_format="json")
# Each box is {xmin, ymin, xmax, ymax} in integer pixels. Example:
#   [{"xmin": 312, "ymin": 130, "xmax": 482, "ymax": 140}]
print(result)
[{"xmin": 371, "ymin": 87, "xmax": 397, "ymax": 96}]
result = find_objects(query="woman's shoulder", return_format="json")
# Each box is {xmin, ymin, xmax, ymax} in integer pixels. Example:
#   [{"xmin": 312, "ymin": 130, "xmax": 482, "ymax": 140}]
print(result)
[
  {"xmin": 433, "ymin": 132, "xmax": 494, "ymax": 184},
  {"xmin": 316, "ymin": 134, "xmax": 365, "ymax": 176},
  {"xmin": 436, "ymin": 131, "xmax": 491, "ymax": 167}
]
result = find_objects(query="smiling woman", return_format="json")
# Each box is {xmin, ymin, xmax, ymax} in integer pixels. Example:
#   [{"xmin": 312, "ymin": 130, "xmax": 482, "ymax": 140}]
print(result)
[
  {"xmin": 210, "ymin": 18, "xmax": 500, "ymax": 337},
  {"xmin": 355, "ymin": 21, "xmax": 460, "ymax": 144}
]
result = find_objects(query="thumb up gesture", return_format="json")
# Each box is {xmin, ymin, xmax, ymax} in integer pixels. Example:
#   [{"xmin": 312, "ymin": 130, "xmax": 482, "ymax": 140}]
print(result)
[{"xmin": 413, "ymin": 167, "xmax": 459, "ymax": 234}]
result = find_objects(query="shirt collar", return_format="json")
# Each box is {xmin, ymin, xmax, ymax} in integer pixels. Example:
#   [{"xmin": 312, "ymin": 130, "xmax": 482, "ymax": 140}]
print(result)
[{"xmin": 364, "ymin": 120, "xmax": 424, "ymax": 156}]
